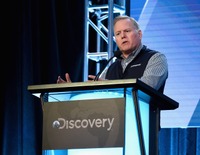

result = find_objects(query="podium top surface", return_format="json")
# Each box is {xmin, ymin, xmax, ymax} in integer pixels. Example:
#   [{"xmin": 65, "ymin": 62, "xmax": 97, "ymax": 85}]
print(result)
[
  {"xmin": 27, "ymin": 79, "xmax": 179, "ymax": 110},
  {"xmin": 28, "ymin": 79, "xmax": 138, "ymax": 93}
]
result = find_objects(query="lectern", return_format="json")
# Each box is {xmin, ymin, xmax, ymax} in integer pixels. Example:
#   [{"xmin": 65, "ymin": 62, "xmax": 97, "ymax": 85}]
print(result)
[{"xmin": 28, "ymin": 79, "xmax": 179, "ymax": 155}]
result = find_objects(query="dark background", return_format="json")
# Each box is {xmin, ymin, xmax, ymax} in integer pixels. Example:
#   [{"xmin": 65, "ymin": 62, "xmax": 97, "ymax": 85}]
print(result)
[{"xmin": 1, "ymin": 0, "xmax": 85, "ymax": 154}]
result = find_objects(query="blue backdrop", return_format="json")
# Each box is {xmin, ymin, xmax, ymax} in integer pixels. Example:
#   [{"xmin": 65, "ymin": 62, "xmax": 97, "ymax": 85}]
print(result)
[{"xmin": 130, "ymin": 0, "xmax": 200, "ymax": 128}]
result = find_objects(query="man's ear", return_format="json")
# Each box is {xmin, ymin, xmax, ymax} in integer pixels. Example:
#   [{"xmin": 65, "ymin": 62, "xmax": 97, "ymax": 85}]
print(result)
[{"xmin": 138, "ymin": 29, "xmax": 142, "ymax": 39}]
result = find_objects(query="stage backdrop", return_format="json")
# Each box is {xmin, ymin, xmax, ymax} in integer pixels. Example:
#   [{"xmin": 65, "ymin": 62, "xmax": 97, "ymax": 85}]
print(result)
[{"xmin": 130, "ymin": 0, "xmax": 200, "ymax": 128}]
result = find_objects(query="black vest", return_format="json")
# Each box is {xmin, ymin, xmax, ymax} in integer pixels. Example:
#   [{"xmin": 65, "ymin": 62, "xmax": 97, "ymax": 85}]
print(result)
[
  {"xmin": 106, "ymin": 45, "xmax": 157, "ymax": 80},
  {"xmin": 105, "ymin": 45, "xmax": 166, "ymax": 93}
]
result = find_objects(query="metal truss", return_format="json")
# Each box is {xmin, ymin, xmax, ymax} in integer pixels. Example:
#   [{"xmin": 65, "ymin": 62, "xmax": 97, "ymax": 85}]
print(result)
[{"xmin": 83, "ymin": 0, "xmax": 126, "ymax": 81}]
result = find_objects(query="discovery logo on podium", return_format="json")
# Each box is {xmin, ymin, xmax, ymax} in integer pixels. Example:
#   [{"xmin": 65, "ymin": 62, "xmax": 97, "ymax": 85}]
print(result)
[{"xmin": 42, "ymin": 98, "xmax": 125, "ymax": 150}]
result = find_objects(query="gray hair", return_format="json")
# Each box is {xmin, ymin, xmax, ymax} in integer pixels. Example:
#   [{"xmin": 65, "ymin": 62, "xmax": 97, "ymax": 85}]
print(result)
[{"xmin": 113, "ymin": 15, "xmax": 140, "ymax": 30}]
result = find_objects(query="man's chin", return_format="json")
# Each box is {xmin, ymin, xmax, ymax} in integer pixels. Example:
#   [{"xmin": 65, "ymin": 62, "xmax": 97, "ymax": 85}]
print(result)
[{"xmin": 121, "ymin": 48, "xmax": 133, "ymax": 54}]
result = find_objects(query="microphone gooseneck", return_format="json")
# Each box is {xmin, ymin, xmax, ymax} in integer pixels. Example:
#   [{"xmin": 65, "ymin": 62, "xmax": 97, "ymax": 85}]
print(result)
[{"xmin": 94, "ymin": 50, "xmax": 122, "ymax": 81}]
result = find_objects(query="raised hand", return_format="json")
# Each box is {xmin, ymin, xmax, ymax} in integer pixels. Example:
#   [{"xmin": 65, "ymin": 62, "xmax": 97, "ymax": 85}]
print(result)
[{"xmin": 57, "ymin": 73, "xmax": 72, "ymax": 83}]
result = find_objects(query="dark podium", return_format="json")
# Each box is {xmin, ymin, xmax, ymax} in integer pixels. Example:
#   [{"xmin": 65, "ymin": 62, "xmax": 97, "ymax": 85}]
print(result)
[{"xmin": 28, "ymin": 79, "xmax": 179, "ymax": 155}]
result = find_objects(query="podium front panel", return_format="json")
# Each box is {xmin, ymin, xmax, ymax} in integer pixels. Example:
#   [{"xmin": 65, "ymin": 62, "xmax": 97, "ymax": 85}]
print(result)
[
  {"xmin": 42, "ymin": 88, "xmax": 150, "ymax": 155},
  {"xmin": 43, "ymin": 98, "xmax": 125, "ymax": 149}
]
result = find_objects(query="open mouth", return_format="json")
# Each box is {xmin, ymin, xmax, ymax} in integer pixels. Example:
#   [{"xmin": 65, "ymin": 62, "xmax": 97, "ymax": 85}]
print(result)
[{"xmin": 122, "ymin": 41, "xmax": 128, "ymax": 45}]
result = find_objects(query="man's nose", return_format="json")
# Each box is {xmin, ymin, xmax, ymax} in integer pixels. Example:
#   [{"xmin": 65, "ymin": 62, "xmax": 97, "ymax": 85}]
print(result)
[{"xmin": 121, "ymin": 32, "xmax": 126, "ymax": 38}]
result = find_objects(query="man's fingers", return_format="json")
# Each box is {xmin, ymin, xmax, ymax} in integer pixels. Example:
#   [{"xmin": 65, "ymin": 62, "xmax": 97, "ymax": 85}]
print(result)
[
  {"xmin": 65, "ymin": 73, "xmax": 72, "ymax": 83},
  {"xmin": 57, "ymin": 76, "xmax": 66, "ymax": 83},
  {"xmin": 88, "ymin": 75, "xmax": 96, "ymax": 80}
]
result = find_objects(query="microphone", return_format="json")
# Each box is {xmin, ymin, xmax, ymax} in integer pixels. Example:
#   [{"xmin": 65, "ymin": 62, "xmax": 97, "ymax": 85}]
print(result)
[{"xmin": 94, "ymin": 50, "xmax": 122, "ymax": 81}]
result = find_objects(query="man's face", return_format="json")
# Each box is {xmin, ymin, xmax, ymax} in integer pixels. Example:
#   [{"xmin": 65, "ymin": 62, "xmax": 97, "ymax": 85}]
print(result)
[{"xmin": 114, "ymin": 19, "xmax": 142, "ymax": 56}]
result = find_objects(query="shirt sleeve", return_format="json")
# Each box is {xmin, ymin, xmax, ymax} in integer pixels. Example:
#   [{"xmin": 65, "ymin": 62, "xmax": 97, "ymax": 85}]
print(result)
[{"xmin": 140, "ymin": 52, "xmax": 168, "ymax": 90}]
